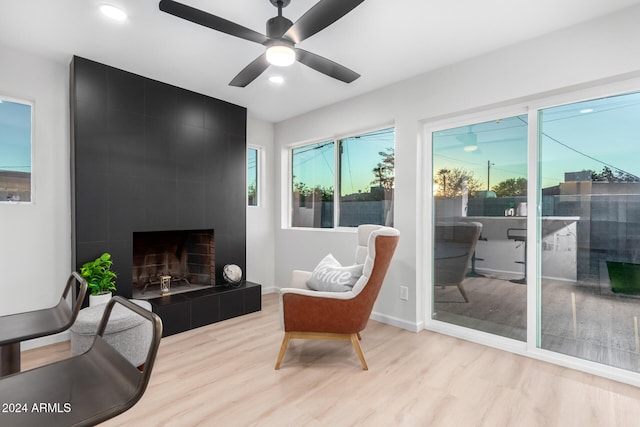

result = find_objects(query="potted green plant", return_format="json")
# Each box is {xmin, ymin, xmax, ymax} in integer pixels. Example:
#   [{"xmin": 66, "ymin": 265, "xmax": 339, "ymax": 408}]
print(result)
[{"xmin": 80, "ymin": 252, "xmax": 117, "ymax": 306}]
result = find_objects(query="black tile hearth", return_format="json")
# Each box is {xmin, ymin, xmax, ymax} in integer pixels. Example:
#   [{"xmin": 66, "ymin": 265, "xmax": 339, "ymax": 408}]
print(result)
[{"xmin": 149, "ymin": 282, "xmax": 261, "ymax": 337}]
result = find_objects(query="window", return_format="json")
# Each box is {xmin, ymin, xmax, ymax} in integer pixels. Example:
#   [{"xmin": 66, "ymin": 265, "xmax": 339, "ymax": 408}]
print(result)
[
  {"xmin": 291, "ymin": 127, "xmax": 395, "ymax": 228},
  {"xmin": 339, "ymin": 129, "xmax": 395, "ymax": 227},
  {"xmin": 292, "ymin": 140, "xmax": 335, "ymax": 227},
  {"xmin": 247, "ymin": 147, "xmax": 259, "ymax": 206},
  {"xmin": 431, "ymin": 115, "xmax": 528, "ymax": 341},
  {"xmin": 0, "ymin": 97, "xmax": 32, "ymax": 202}
]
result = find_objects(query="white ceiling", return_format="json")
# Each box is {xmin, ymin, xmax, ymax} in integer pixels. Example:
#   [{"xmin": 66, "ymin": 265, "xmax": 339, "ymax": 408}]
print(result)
[{"xmin": 1, "ymin": 0, "xmax": 640, "ymax": 122}]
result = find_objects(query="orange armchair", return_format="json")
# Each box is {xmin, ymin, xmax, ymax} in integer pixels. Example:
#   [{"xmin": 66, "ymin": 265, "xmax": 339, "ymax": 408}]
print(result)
[{"xmin": 275, "ymin": 225, "xmax": 400, "ymax": 370}]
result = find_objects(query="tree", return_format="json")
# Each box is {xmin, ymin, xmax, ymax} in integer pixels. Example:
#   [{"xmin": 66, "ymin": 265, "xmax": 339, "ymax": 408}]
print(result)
[
  {"xmin": 492, "ymin": 177, "xmax": 527, "ymax": 197},
  {"xmin": 292, "ymin": 182, "xmax": 334, "ymax": 202},
  {"xmin": 316, "ymin": 185, "xmax": 334, "ymax": 201},
  {"xmin": 293, "ymin": 181, "xmax": 311, "ymax": 196},
  {"xmin": 591, "ymin": 166, "xmax": 615, "ymax": 182},
  {"xmin": 434, "ymin": 168, "xmax": 482, "ymax": 197},
  {"xmin": 371, "ymin": 147, "xmax": 394, "ymax": 190},
  {"xmin": 248, "ymin": 182, "xmax": 257, "ymax": 205},
  {"xmin": 591, "ymin": 166, "xmax": 640, "ymax": 183}
]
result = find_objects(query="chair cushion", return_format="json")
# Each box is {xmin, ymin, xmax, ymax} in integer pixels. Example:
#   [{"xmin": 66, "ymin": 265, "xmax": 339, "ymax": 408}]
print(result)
[
  {"xmin": 70, "ymin": 300, "xmax": 153, "ymax": 367},
  {"xmin": 307, "ymin": 254, "xmax": 364, "ymax": 292},
  {"xmin": 70, "ymin": 300, "xmax": 151, "ymax": 335}
]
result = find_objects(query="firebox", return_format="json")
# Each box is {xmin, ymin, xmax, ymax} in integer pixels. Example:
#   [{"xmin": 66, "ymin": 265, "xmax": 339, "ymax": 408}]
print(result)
[{"xmin": 132, "ymin": 229, "xmax": 215, "ymax": 299}]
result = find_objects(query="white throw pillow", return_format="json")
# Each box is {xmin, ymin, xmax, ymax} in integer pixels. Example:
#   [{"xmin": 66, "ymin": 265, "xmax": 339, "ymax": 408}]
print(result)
[{"xmin": 307, "ymin": 253, "xmax": 364, "ymax": 292}]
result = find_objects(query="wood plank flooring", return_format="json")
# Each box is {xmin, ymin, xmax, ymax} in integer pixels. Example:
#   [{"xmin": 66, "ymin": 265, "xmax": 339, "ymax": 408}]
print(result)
[
  {"xmin": 434, "ymin": 272, "xmax": 640, "ymax": 372},
  {"xmin": 20, "ymin": 293, "xmax": 640, "ymax": 426},
  {"xmin": 434, "ymin": 274, "xmax": 527, "ymax": 341}
]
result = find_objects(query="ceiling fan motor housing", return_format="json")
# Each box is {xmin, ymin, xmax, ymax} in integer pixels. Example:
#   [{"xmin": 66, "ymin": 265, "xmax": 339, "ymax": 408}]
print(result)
[
  {"xmin": 269, "ymin": 0, "xmax": 291, "ymax": 7},
  {"xmin": 266, "ymin": 15, "xmax": 293, "ymax": 39}
]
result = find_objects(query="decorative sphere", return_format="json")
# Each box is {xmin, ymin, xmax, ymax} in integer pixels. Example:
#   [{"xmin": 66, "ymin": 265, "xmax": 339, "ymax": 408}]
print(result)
[{"xmin": 223, "ymin": 264, "xmax": 242, "ymax": 284}]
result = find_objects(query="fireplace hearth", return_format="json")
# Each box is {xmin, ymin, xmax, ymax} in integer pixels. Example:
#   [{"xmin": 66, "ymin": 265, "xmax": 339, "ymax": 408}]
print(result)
[{"xmin": 132, "ymin": 229, "xmax": 215, "ymax": 300}]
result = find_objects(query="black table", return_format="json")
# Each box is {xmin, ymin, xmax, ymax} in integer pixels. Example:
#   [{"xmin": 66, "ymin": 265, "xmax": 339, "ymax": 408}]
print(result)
[{"xmin": 0, "ymin": 273, "xmax": 87, "ymax": 376}]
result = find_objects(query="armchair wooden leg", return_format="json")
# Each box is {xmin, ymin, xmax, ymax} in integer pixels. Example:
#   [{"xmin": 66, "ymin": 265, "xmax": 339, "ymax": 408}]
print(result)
[
  {"xmin": 274, "ymin": 332, "xmax": 292, "ymax": 370},
  {"xmin": 350, "ymin": 333, "xmax": 368, "ymax": 370},
  {"xmin": 458, "ymin": 283, "xmax": 470, "ymax": 302}
]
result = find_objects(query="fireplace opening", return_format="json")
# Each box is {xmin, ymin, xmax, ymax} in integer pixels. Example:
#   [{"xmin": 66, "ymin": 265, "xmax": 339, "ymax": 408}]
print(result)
[{"xmin": 132, "ymin": 229, "xmax": 215, "ymax": 299}]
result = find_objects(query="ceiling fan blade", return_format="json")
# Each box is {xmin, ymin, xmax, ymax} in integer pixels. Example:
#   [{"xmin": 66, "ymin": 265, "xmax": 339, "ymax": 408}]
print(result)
[
  {"xmin": 295, "ymin": 49, "xmax": 360, "ymax": 83},
  {"xmin": 284, "ymin": 0, "xmax": 365, "ymax": 44},
  {"xmin": 229, "ymin": 54, "xmax": 270, "ymax": 87},
  {"xmin": 159, "ymin": 0, "xmax": 269, "ymax": 45}
]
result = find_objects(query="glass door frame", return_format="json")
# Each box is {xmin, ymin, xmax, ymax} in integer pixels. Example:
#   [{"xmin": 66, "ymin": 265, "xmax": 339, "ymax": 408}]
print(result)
[{"xmin": 422, "ymin": 105, "xmax": 531, "ymax": 356}]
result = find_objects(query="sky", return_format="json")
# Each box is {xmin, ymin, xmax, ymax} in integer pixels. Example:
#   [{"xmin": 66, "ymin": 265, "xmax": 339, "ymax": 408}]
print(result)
[
  {"xmin": 540, "ymin": 92, "xmax": 640, "ymax": 188},
  {"xmin": 433, "ymin": 116, "xmax": 528, "ymax": 192},
  {"xmin": 0, "ymin": 99, "xmax": 32, "ymax": 173},
  {"xmin": 292, "ymin": 127, "xmax": 395, "ymax": 196},
  {"xmin": 433, "ymin": 90, "xmax": 640, "ymax": 191},
  {"xmin": 247, "ymin": 147, "xmax": 257, "ymax": 188}
]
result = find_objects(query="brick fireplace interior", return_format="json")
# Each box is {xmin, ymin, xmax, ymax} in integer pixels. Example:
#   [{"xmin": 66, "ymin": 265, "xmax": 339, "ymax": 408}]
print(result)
[{"xmin": 132, "ymin": 229, "xmax": 215, "ymax": 299}]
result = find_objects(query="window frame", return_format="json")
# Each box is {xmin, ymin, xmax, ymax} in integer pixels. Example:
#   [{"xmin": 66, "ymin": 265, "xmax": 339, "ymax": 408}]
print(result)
[
  {"xmin": 287, "ymin": 124, "xmax": 395, "ymax": 230},
  {"xmin": 429, "ymin": 110, "xmax": 530, "ymax": 344},
  {"xmin": 422, "ymin": 105, "xmax": 534, "ymax": 359},
  {"xmin": 0, "ymin": 95, "xmax": 34, "ymax": 204},
  {"xmin": 247, "ymin": 145, "xmax": 261, "ymax": 207}
]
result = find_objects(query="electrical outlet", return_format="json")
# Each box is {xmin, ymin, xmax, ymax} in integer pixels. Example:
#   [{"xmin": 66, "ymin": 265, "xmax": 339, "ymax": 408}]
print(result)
[{"xmin": 400, "ymin": 286, "xmax": 409, "ymax": 301}]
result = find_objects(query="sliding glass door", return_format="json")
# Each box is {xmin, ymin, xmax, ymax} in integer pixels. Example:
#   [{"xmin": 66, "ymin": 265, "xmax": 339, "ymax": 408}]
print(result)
[
  {"xmin": 539, "ymin": 91, "xmax": 640, "ymax": 372},
  {"xmin": 428, "ymin": 88, "xmax": 640, "ymax": 377},
  {"xmin": 432, "ymin": 115, "xmax": 528, "ymax": 341}
]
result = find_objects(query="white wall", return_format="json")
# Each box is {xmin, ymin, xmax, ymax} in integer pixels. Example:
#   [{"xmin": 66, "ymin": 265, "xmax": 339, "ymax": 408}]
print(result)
[
  {"xmin": 273, "ymin": 5, "xmax": 640, "ymax": 331},
  {"xmin": 246, "ymin": 116, "xmax": 275, "ymax": 293},
  {"xmin": 0, "ymin": 45, "xmax": 70, "ymax": 316},
  {"xmin": 0, "ymin": 45, "xmax": 70, "ymax": 349}
]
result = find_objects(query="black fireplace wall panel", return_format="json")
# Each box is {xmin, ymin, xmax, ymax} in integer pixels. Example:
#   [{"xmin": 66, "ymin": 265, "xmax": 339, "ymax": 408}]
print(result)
[{"xmin": 71, "ymin": 56, "xmax": 247, "ymax": 301}]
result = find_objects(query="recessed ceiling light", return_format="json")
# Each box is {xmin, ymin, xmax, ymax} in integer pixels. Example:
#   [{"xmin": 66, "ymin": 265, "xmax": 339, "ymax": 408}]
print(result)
[
  {"xmin": 269, "ymin": 76, "xmax": 284, "ymax": 84},
  {"xmin": 100, "ymin": 4, "xmax": 127, "ymax": 21},
  {"xmin": 580, "ymin": 108, "xmax": 594, "ymax": 114}
]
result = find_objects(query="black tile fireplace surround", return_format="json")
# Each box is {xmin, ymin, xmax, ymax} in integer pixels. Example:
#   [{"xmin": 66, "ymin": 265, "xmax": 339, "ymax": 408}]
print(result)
[{"xmin": 71, "ymin": 57, "xmax": 251, "ymax": 330}]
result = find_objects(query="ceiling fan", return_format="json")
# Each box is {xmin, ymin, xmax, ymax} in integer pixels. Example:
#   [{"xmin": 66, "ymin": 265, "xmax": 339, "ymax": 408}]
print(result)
[{"xmin": 159, "ymin": 0, "xmax": 365, "ymax": 87}]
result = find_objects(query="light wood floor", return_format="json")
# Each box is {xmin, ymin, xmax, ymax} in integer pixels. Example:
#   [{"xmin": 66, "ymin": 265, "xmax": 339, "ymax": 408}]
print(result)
[{"xmin": 21, "ymin": 293, "xmax": 640, "ymax": 427}]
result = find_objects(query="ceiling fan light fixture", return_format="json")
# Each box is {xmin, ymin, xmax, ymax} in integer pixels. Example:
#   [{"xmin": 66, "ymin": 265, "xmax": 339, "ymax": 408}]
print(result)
[
  {"xmin": 266, "ymin": 44, "xmax": 295, "ymax": 67},
  {"xmin": 100, "ymin": 4, "xmax": 127, "ymax": 21},
  {"xmin": 458, "ymin": 131, "xmax": 478, "ymax": 152}
]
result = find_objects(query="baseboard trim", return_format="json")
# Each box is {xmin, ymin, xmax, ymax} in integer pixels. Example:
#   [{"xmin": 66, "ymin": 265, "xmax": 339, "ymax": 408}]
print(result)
[
  {"xmin": 370, "ymin": 311, "xmax": 421, "ymax": 332},
  {"xmin": 21, "ymin": 331, "xmax": 70, "ymax": 351}
]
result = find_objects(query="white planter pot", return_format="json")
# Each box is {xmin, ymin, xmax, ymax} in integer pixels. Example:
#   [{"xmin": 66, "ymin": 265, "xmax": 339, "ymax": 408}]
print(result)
[{"xmin": 89, "ymin": 292, "xmax": 112, "ymax": 307}]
